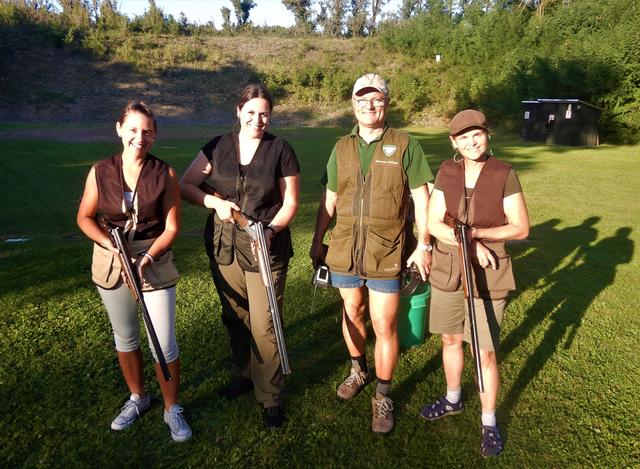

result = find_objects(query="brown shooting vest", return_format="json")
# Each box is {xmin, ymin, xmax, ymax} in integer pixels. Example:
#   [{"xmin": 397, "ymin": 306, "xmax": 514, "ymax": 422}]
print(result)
[
  {"xmin": 94, "ymin": 153, "xmax": 168, "ymax": 240},
  {"xmin": 325, "ymin": 128, "xmax": 410, "ymax": 279},
  {"xmin": 91, "ymin": 153, "xmax": 179, "ymax": 291},
  {"xmin": 429, "ymin": 156, "xmax": 516, "ymax": 299}
]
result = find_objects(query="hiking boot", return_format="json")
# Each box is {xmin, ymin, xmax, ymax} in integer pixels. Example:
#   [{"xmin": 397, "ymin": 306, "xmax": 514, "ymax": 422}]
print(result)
[
  {"xmin": 111, "ymin": 393, "xmax": 151, "ymax": 431},
  {"xmin": 263, "ymin": 405, "xmax": 286, "ymax": 429},
  {"xmin": 420, "ymin": 395, "xmax": 463, "ymax": 421},
  {"xmin": 481, "ymin": 425, "xmax": 504, "ymax": 457},
  {"xmin": 371, "ymin": 394, "xmax": 394, "ymax": 434},
  {"xmin": 217, "ymin": 376, "xmax": 254, "ymax": 399},
  {"xmin": 164, "ymin": 404, "xmax": 192, "ymax": 442},
  {"xmin": 336, "ymin": 368, "xmax": 369, "ymax": 400}
]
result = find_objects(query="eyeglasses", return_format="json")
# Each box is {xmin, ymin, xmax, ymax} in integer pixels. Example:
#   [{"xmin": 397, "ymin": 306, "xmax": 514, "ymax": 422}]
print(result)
[{"xmin": 353, "ymin": 98, "xmax": 387, "ymax": 109}]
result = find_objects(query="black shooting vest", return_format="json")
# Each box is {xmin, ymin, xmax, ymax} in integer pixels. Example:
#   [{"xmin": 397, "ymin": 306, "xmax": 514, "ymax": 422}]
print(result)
[{"xmin": 203, "ymin": 132, "xmax": 293, "ymax": 272}]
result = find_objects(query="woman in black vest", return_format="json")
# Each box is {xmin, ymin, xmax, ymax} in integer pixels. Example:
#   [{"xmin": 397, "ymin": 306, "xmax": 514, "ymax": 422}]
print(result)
[
  {"xmin": 180, "ymin": 84, "xmax": 300, "ymax": 428},
  {"xmin": 420, "ymin": 110, "xmax": 529, "ymax": 457},
  {"xmin": 77, "ymin": 101, "xmax": 191, "ymax": 442}
]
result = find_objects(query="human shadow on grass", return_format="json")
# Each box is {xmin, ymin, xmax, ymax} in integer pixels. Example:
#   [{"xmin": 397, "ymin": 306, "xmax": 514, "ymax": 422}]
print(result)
[
  {"xmin": 500, "ymin": 223, "xmax": 634, "ymax": 430},
  {"xmin": 394, "ymin": 218, "xmax": 605, "ymax": 439}
]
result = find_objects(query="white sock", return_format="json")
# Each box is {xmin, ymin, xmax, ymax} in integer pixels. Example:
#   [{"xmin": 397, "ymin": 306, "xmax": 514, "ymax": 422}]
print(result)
[
  {"xmin": 481, "ymin": 411, "xmax": 496, "ymax": 428},
  {"xmin": 446, "ymin": 387, "xmax": 461, "ymax": 404}
]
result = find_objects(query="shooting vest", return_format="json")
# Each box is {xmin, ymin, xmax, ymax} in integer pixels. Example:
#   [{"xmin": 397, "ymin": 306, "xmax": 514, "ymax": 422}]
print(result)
[
  {"xmin": 202, "ymin": 132, "xmax": 294, "ymax": 272},
  {"xmin": 95, "ymin": 153, "xmax": 168, "ymax": 240},
  {"xmin": 325, "ymin": 128, "xmax": 410, "ymax": 279},
  {"xmin": 91, "ymin": 153, "xmax": 178, "ymax": 291},
  {"xmin": 429, "ymin": 156, "xmax": 515, "ymax": 299}
]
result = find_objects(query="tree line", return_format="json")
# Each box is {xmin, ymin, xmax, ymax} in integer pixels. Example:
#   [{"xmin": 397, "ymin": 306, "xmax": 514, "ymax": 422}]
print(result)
[
  {"xmin": 1, "ymin": 0, "xmax": 639, "ymax": 142},
  {"xmin": 3, "ymin": 0, "xmax": 397, "ymax": 36},
  {"xmin": 5, "ymin": 1, "xmax": 572, "ymax": 37}
]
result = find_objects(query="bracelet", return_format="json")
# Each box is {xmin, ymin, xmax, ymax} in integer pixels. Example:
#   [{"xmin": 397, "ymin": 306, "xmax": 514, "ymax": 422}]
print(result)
[
  {"xmin": 264, "ymin": 226, "xmax": 276, "ymax": 237},
  {"xmin": 142, "ymin": 252, "xmax": 155, "ymax": 263}
]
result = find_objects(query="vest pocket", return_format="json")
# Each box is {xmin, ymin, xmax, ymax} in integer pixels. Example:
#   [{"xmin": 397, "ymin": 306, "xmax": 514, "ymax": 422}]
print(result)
[
  {"xmin": 363, "ymin": 228, "xmax": 401, "ymax": 278},
  {"xmin": 326, "ymin": 225, "xmax": 354, "ymax": 273},
  {"xmin": 428, "ymin": 243, "xmax": 460, "ymax": 292},
  {"xmin": 140, "ymin": 250, "xmax": 179, "ymax": 291},
  {"xmin": 91, "ymin": 243, "xmax": 120, "ymax": 289},
  {"xmin": 211, "ymin": 213, "xmax": 234, "ymax": 266},
  {"xmin": 129, "ymin": 239, "xmax": 179, "ymax": 291},
  {"xmin": 472, "ymin": 255, "xmax": 515, "ymax": 299}
]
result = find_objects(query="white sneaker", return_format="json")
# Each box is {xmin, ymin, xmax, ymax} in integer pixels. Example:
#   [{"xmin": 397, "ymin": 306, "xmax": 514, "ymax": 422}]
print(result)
[
  {"xmin": 164, "ymin": 404, "xmax": 192, "ymax": 442},
  {"xmin": 111, "ymin": 393, "xmax": 151, "ymax": 431}
]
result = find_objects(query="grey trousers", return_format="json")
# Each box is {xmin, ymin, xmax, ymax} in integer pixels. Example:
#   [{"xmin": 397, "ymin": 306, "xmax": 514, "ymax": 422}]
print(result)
[
  {"xmin": 97, "ymin": 284, "xmax": 179, "ymax": 362},
  {"xmin": 210, "ymin": 257, "xmax": 287, "ymax": 408}
]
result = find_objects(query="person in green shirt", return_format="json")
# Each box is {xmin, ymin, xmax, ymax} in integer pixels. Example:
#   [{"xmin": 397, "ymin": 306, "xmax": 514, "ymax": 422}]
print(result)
[{"xmin": 310, "ymin": 73, "xmax": 434, "ymax": 434}]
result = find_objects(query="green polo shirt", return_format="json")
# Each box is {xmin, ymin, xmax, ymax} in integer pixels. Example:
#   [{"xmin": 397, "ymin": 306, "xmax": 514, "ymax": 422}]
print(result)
[{"xmin": 323, "ymin": 125, "xmax": 434, "ymax": 191}]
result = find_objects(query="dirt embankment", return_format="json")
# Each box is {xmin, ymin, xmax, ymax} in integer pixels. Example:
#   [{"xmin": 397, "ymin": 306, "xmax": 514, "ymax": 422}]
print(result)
[{"xmin": 0, "ymin": 30, "xmax": 358, "ymax": 137}]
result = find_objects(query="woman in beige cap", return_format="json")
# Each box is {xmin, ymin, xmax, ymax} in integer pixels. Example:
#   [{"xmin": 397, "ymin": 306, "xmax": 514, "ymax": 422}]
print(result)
[{"xmin": 420, "ymin": 109, "xmax": 529, "ymax": 457}]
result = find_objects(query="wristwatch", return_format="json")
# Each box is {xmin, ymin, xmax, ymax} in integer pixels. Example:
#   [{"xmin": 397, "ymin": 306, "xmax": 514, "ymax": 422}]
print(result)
[{"xmin": 418, "ymin": 242, "xmax": 433, "ymax": 252}]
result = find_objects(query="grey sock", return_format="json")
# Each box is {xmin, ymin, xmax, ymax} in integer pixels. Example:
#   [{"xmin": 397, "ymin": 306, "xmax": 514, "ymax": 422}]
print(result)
[
  {"xmin": 376, "ymin": 378, "xmax": 391, "ymax": 397},
  {"xmin": 351, "ymin": 355, "xmax": 367, "ymax": 374}
]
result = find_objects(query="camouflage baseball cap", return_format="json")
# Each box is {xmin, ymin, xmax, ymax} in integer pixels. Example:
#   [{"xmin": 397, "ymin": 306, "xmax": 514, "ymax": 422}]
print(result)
[{"xmin": 352, "ymin": 73, "xmax": 389, "ymax": 97}]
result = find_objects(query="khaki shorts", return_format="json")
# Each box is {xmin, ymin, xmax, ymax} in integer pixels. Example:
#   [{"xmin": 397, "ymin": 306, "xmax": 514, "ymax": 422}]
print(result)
[{"xmin": 429, "ymin": 285, "xmax": 506, "ymax": 351}]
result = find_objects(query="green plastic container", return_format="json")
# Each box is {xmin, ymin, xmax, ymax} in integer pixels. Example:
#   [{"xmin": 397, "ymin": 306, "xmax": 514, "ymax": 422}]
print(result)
[{"xmin": 398, "ymin": 285, "xmax": 431, "ymax": 348}]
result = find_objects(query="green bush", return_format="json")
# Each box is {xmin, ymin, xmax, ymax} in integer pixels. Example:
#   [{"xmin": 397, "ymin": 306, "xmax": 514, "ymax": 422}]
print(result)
[{"xmin": 380, "ymin": 0, "xmax": 640, "ymax": 142}]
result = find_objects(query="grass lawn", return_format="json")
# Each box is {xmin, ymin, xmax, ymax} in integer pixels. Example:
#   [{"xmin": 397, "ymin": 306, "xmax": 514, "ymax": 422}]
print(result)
[{"xmin": 0, "ymin": 127, "xmax": 638, "ymax": 467}]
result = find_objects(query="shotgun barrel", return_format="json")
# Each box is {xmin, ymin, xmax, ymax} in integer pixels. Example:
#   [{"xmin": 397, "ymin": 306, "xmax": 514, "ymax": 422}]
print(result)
[
  {"xmin": 231, "ymin": 210, "xmax": 291, "ymax": 375},
  {"xmin": 109, "ymin": 227, "xmax": 172, "ymax": 382},
  {"xmin": 443, "ymin": 213, "xmax": 484, "ymax": 393}
]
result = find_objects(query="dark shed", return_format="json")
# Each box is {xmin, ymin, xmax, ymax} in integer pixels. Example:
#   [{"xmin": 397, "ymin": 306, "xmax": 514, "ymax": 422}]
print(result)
[{"xmin": 520, "ymin": 99, "xmax": 601, "ymax": 146}]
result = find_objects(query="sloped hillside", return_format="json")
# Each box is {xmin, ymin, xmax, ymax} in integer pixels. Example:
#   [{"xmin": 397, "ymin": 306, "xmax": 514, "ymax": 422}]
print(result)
[{"xmin": 0, "ymin": 26, "xmax": 415, "ymax": 127}]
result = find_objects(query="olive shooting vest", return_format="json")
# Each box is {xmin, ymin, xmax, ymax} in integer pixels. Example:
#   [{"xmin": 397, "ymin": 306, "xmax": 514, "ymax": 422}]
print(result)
[{"xmin": 325, "ymin": 128, "xmax": 410, "ymax": 279}]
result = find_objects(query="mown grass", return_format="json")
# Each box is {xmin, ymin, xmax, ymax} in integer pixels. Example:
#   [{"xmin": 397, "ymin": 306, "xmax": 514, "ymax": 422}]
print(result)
[{"xmin": 0, "ymin": 128, "xmax": 638, "ymax": 467}]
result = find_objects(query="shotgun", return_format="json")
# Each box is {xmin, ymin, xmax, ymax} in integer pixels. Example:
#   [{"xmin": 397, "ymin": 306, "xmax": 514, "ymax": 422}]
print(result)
[
  {"xmin": 231, "ymin": 210, "xmax": 291, "ymax": 375},
  {"xmin": 109, "ymin": 227, "xmax": 172, "ymax": 382},
  {"xmin": 443, "ymin": 213, "xmax": 484, "ymax": 393}
]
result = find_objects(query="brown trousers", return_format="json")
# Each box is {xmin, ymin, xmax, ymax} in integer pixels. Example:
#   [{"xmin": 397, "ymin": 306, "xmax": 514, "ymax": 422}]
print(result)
[{"xmin": 210, "ymin": 257, "xmax": 287, "ymax": 408}]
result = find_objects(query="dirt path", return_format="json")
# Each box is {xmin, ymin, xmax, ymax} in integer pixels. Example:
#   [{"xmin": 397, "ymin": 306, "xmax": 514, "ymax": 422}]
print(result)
[{"xmin": 0, "ymin": 123, "xmax": 224, "ymax": 143}]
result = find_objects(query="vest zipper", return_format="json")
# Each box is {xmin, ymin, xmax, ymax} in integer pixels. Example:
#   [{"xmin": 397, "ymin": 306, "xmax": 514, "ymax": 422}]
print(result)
[
  {"xmin": 231, "ymin": 174, "xmax": 245, "ymax": 251},
  {"xmin": 355, "ymin": 150, "xmax": 368, "ymax": 276}
]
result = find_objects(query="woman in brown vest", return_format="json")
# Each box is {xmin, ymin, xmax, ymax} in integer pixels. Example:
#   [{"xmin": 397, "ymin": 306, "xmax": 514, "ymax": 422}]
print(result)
[
  {"xmin": 77, "ymin": 101, "xmax": 191, "ymax": 442},
  {"xmin": 180, "ymin": 84, "xmax": 300, "ymax": 429},
  {"xmin": 420, "ymin": 110, "xmax": 529, "ymax": 457}
]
